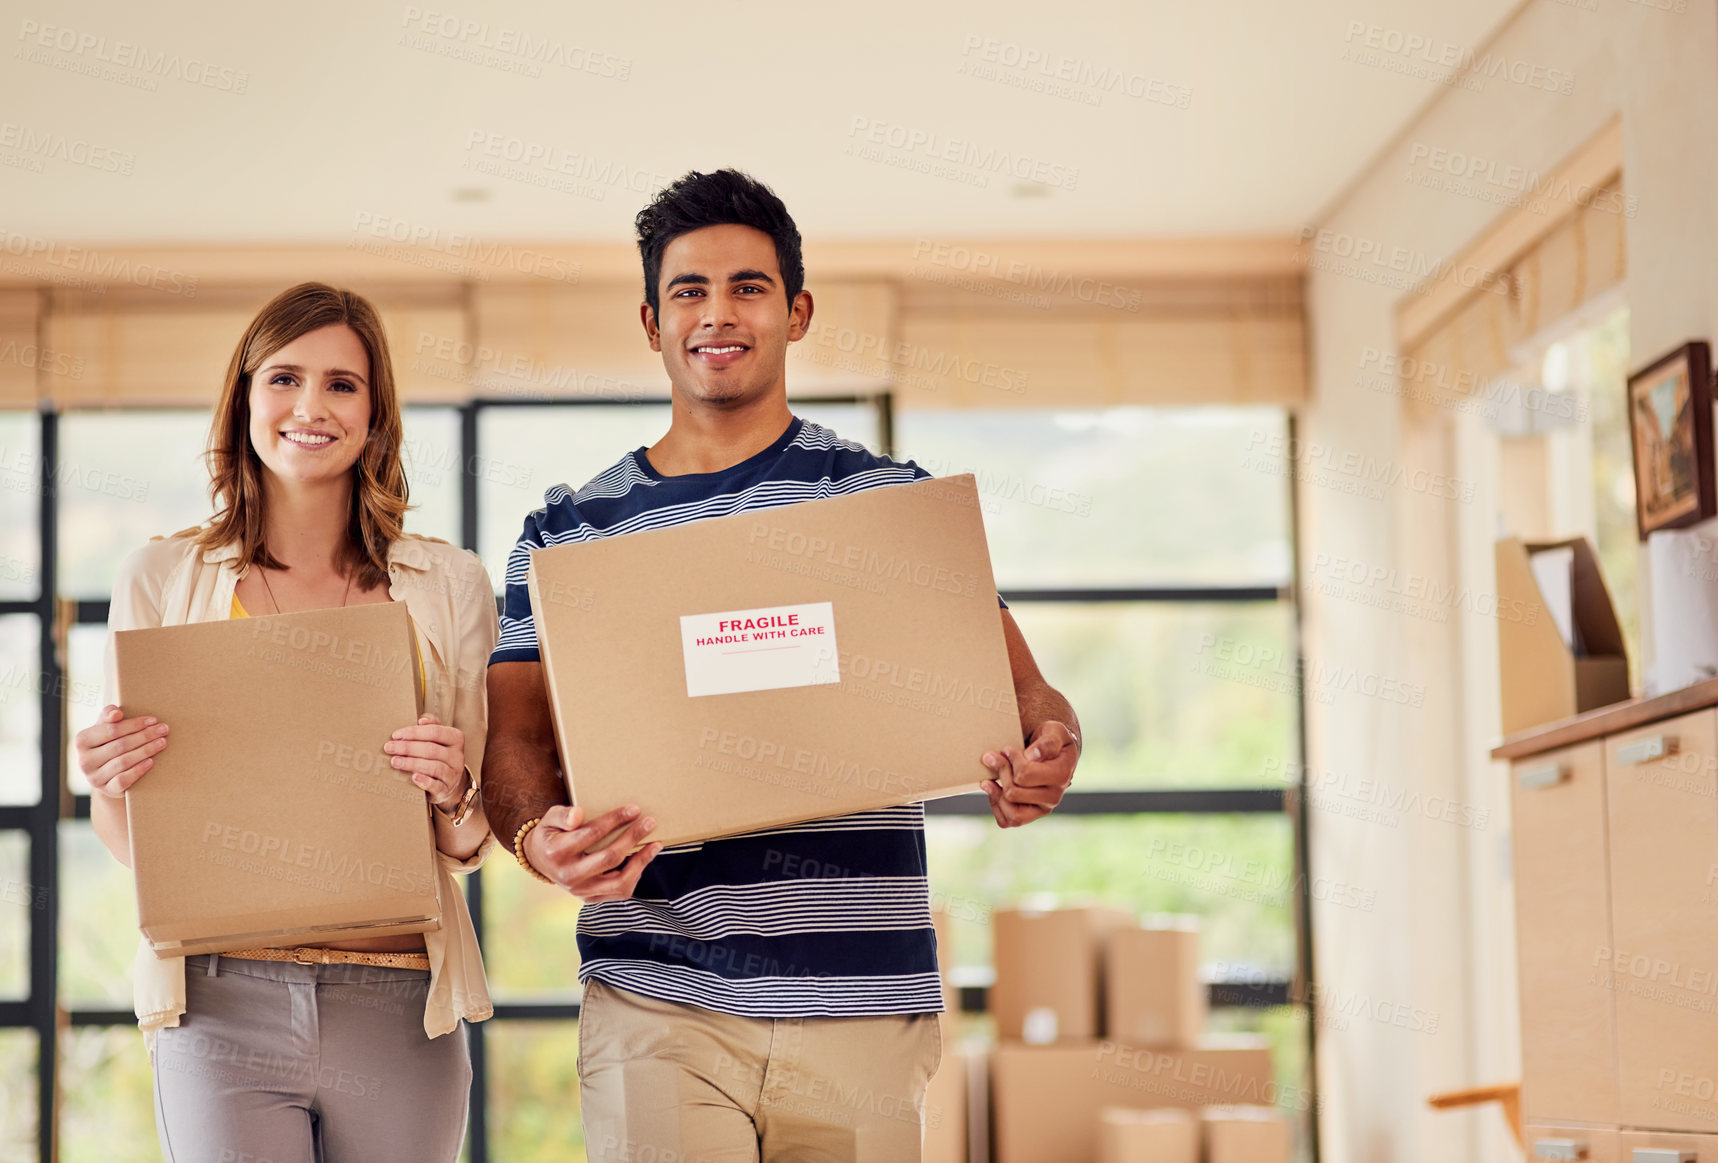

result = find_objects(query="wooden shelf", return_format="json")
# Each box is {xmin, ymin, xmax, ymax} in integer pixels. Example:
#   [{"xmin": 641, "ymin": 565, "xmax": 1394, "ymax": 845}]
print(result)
[{"xmin": 1491, "ymin": 675, "xmax": 1718, "ymax": 760}]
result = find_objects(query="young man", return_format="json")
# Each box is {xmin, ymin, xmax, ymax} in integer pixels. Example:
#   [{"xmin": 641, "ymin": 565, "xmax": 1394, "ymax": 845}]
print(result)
[{"xmin": 485, "ymin": 169, "xmax": 1080, "ymax": 1161}]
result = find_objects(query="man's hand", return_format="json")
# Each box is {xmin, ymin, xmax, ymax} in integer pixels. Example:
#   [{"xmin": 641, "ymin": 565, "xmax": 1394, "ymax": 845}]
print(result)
[
  {"xmin": 524, "ymin": 803, "xmax": 662, "ymax": 903},
  {"xmin": 981, "ymin": 721, "xmax": 1079, "ymax": 829}
]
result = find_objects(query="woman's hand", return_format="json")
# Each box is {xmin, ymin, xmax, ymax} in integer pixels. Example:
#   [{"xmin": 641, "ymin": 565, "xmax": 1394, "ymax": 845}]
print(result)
[
  {"xmin": 76, "ymin": 705, "xmax": 169, "ymax": 797},
  {"xmin": 385, "ymin": 714, "xmax": 468, "ymax": 809}
]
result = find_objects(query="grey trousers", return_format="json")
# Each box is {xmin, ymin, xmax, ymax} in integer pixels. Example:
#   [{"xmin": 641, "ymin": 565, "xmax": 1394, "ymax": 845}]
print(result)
[{"xmin": 151, "ymin": 954, "xmax": 470, "ymax": 1163}]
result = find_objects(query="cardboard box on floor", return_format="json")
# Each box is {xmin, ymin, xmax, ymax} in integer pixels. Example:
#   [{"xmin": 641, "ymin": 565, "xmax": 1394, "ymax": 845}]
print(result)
[
  {"xmin": 116, "ymin": 602, "xmax": 438, "ymax": 957},
  {"xmin": 923, "ymin": 1048, "xmax": 968, "ymax": 1163},
  {"xmin": 1496, "ymin": 536, "xmax": 1630, "ymax": 735},
  {"xmin": 1099, "ymin": 1107, "xmax": 1197, "ymax": 1163},
  {"xmin": 933, "ymin": 903, "xmax": 959, "ymax": 1015},
  {"xmin": 526, "ymin": 474, "xmax": 1019, "ymax": 848},
  {"xmin": 990, "ymin": 1038, "xmax": 1275, "ymax": 1163},
  {"xmin": 1107, "ymin": 916, "xmax": 1205, "ymax": 1048},
  {"xmin": 1204, "ymin": 1105, "xmax": 1293, "ymax": 1163},
  {"xmin": 991, "ymin": 904, "xmax": 1131, "ymax": 1043}
]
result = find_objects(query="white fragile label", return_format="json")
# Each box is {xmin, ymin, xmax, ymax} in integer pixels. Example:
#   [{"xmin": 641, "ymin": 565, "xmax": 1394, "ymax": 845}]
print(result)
[{"xmin": 680, "ymin": 601, "xmax": 840, "ymax": 698}]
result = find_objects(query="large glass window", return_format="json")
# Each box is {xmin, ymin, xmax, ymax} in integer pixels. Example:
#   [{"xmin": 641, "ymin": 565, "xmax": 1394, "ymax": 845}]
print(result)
[
  {"xmin": 16, "ymin": 396, "xmax": 1311, "ymax": 1162},
  {"xmin": 897, "ymin": 407, "xmax": 1292, "ymax": 589},
  {"xmin": 0, "ymin": 413, "xmax": 39, "ymax": 601},
  {"xmin": 57, "ymin": 412, "xmax": 211, "ymax": 599},
  {"xmin": 0, "ymin": 615, "xmax": 41, "ymax": 805}
]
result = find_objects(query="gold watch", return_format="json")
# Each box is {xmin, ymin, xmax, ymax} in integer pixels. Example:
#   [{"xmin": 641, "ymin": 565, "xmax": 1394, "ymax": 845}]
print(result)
[{"xmin": 435, "ymin": 767, "xmax": 481, "ymax": 826}]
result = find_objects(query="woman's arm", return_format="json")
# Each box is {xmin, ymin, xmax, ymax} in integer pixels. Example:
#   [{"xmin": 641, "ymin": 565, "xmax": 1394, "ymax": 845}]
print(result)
[{"xmin": 412, "ymin": 551, "xmax": 498, "ymax": 865}]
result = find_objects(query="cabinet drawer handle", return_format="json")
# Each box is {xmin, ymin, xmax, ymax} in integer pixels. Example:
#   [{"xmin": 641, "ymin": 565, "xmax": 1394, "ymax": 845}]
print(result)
[
  {"xmin": 1633, "ymin": 1151, "xmax": 1696, "ymax": 1163},
  {"xmin": 1518, "ymin": 763, "xmax": 1568, "ymax": 790},
  {"xmin": 1617, "ymin": 735, "xmax": 1678, "ymax": 765},
  {"xmin": 1534, "ymin": 1141, "xmax": 1587, "ymax": 1160}
]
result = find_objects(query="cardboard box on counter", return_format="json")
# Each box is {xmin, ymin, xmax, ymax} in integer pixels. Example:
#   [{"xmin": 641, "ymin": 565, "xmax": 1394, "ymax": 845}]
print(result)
[
  {"xmin": 1204, "ymin": 1105, "xmax": 1293, "ymax": 1163},
  {"xmin": 117, "ymin": 602, "xmax": 438, "ymax": 958},
  {"xmin": 990, "ymin": 1037, "xmax": 1276, "ymax": 1163},
  {"xmin": 1495, "ymin": 536, "xmax": 1630, "ymax": 735},
  {"xmin": 991, "ymin": 905, "xmax": 1130, "ymax": 1043},
  {"xmin": 1107, "ymin": 916, "xmax": 1205, "ymax": 1048},
  {"xmin": 1098, "ymin": 1107, "xmax": 1197, "ymax": 1163},
  {"xmin": 526, "ymin": 474, "xmax": 1018, "ymax": 848}
]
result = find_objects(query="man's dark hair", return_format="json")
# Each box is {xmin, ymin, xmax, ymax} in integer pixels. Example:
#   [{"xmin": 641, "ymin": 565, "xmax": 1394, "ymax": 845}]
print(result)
[{"xmin": 635, "ymin": 169, "xmax": 805, "ymax": 319}]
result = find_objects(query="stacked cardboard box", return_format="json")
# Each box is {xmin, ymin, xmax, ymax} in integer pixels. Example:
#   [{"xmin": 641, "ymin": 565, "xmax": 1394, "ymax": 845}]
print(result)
[
  {"xmin": 988, "ymin": 907, "xmax": 1283, "ymax": 1163},
  {"xmin": 1098, "ymin": 1107, "xmax": 1197, "ymax": 1163},
  {"xmin": 991, "ymin": 904, "xmax": 1130, "ymax": 1043},
  {"xmin": 1204, "ymin": 1106, "xmax": 1294, "ymax": 1163}
]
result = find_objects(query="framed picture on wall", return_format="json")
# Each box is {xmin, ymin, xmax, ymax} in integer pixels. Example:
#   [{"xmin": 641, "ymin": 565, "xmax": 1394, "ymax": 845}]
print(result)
[{"xmin": 1628, "ymin": 340, "xmax": 1715, "ymax": 540}]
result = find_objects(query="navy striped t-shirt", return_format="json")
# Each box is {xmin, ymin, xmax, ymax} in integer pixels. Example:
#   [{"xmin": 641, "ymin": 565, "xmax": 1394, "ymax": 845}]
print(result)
[{"xmin": 490, "ymin": 417, "xmax": 944, "ymax": 1018}]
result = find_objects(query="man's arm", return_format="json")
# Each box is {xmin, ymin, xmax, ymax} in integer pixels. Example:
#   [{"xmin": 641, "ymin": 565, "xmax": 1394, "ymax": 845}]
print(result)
[
  {"xmin": 485, "ymin": 661, "xmax": 660, "ymax": 901},
  {"xmin": 980, "ymin": 609, "xmax": 1082, "ymax": 829}
]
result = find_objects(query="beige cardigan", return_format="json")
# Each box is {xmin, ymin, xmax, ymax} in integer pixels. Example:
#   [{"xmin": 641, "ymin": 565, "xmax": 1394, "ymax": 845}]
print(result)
[{"xmin": 104, "ymin": 530, "xmax": 498, "ymax": 1038}]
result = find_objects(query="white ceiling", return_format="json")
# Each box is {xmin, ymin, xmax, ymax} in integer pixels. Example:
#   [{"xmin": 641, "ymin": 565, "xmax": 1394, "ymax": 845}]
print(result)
[{"xmin": 2, "ymin": 0, "xmax": 1523, "ymax": 244}]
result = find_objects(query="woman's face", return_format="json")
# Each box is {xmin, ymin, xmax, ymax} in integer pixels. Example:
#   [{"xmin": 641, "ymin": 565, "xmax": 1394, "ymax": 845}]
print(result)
[{"xmin": 247, "ymin": 324, "xmax": 373, "ymax": 487}]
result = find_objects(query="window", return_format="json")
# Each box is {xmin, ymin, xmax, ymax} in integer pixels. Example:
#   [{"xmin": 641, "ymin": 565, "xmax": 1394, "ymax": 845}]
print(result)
[
  {"xmin": 13, "ymin": 396, "xmax": 1315, "ymax": 1162},
  {"xmin": 897, "ymin": 406, "xmax": 1310, "ymax": 1125}
]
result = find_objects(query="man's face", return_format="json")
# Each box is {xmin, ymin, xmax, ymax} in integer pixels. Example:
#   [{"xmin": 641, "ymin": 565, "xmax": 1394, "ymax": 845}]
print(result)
[{"xmin": 643, "ymin": 223, "xmax": 811, "ymax": 408}]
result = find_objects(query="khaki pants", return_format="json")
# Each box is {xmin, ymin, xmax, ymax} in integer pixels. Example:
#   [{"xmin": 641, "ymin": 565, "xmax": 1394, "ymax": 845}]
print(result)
[{"xmin": 577, "ymin": 980, "xmax": 943, "ymax": 1163}]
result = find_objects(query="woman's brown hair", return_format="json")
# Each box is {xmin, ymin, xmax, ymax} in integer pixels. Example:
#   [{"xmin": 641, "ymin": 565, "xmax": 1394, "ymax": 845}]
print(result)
[{"xmin": 195, "ymin": 283, "xmax": 408, "ymax": 591}]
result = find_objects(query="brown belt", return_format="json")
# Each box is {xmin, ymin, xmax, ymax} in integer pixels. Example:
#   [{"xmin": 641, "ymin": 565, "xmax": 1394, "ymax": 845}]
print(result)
[{"xmin": 220, "ymin": 946, "xmax": 431, "ymax": 971}]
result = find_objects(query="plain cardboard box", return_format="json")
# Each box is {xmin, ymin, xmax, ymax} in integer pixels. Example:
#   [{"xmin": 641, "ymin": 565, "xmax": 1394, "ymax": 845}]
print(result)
[
  {"xmin": 526, "ymin": 474, "xmax": 1018, "ymax": 848},
  {"xmin": 1107, "ymin": 916, "xmax": 1205, "ymax": 1048},
  {"xmin": 933, "ymin": 903, "xmax": 959, "ymax": 1015},
  {"xmin": 991, "ymin": 905, "xmax": 1130, "ymax": 1043},
  {"xmin": 1098, "ymin": 1107, "xmax": 1197, "ymax": 1163},
  {"xmin": 116, "ymin": 602, "xmax": 438, "ymax": 957},
  {"xmin": 1509, "ymin": 739, "xmax": 1619, "ymax": 1125},
  {"xmin": 1495, "ymin": 536, "xmax": 1630, "ymax": 736},
  {"xmin": 990, "ymin": 1037, "xmax": 1276, "ymax": 1163},
  {"xmin": 923, "ymin": 1048, "xmax": 968, "ymax": 1163},
  {"xmin": 1204, "ymin": 1105, "xmax": 1292, "ymax": 1163},
  {"xmin": 1607, "ymin": 708, "xmax": 1718, "ymax": 1132}
]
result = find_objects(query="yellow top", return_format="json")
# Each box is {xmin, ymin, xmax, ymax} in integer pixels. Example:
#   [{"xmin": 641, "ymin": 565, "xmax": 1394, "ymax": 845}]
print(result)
[{"xmin": 231, "ymin": 592, "xmax": 426, "ymax": 685}]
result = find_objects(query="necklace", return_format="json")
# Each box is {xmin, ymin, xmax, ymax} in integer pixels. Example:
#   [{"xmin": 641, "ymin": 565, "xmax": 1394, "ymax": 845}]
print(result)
[{"xmin": 257, "ymin": 561, "xmax": 354, "ymax": 614}]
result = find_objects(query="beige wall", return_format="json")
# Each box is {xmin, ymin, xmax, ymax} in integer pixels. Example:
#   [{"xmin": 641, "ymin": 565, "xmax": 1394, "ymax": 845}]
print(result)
[{"xmin": 1302, "ymin": 2, "xmax": 1718, "ymax": 1160}]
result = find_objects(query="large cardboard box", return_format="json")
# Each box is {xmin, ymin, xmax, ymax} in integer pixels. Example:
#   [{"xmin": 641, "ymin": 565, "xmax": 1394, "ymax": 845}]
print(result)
[
  {"xmin": 990, "ymin": 1038, "xmax": 1277, "ymax": 1163},
  {"xmin": 1106, "ymin": 916, "xmax": 1205, "ymax": 1048},
  {"xmin": 923, "ymin": 1048, "xmax": 968, "ymax": 1163},
  {"xmin": 116, "ymin": 602, "xmax": 438, "ymax": 957},
  {"xmin": 1098, "ymin": 1107, "xmax": 1197, "ymax": 1163},
  {"xmin": 933, "ymin": 903, "xmax": 959, "ymax": 1015},
  {"xmin": 1496, "ymin": 536, "xmax": 1630, "ymax": 735},
  {"xmin": 526, "ymin": 474, "xmax": 1018, "ymax": 848},
  {"xmin": 992, "ymin": 905, "xmax": 1130, "ymax": 1043},
  {"xmin": 1203, "ymin": 1105, "xmax": 1292, "ymax": 1163}
]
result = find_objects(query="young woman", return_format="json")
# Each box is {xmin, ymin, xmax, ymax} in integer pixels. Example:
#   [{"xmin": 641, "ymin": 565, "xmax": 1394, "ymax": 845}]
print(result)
[{"xmin": 78, "ymin": 282, "xmax": 496, "ymax": 1163}]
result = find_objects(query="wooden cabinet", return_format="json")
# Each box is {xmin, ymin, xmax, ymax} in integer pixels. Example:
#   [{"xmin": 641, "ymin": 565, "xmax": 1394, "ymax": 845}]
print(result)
[
  {"xmin": 1511, "ymin": 741, "xmax": 1619, "ymax": 1124},
  {"xmin": 1606, "ymin": 711, "xmax": 1718, "ymax": 1131},
  {"xmin": 1523, "ymin": 1124, "xmax": 1620, "ymax": 1162},
  {"xmin": 1619, "ymin": 1130, "xmax": 1718, "ymax": 1161},
  {"xmin": 1500, "ymin": 682, "xmax": 1718, "ymax": 1142}
]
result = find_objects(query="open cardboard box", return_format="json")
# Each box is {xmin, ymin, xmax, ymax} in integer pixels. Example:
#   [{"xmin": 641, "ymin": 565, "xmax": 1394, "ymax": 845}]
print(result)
[
  {"xmin": 526, "ymin": 474, "xmax": 1020, "ymax": 849},
  {"xmin": 1496, "ymin": 535, "xmax": 1631, "ymax": 735},
  {"xmin": 116, "ymin": 601, "xmax": 439, "ymax": 957}
]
